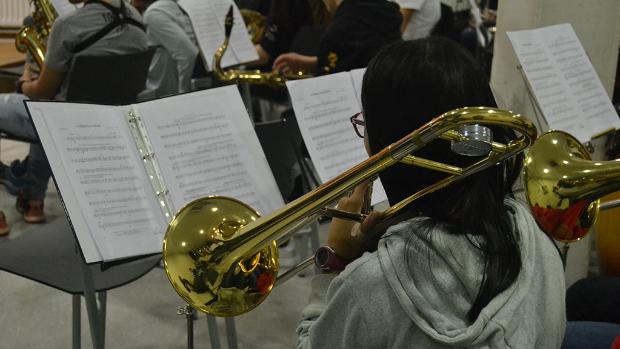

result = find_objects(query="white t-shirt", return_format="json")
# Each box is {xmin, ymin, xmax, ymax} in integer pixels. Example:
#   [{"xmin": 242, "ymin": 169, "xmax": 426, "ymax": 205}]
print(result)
[{"xmin": 393, "ymin": 0, "xmax": 441, "ymax": 40}]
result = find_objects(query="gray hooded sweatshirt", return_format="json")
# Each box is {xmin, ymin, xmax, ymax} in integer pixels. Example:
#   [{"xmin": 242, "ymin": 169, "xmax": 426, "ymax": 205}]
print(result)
[{"xmin": 297, "ymin": 199, "xmax": 566, "ymax": 348}]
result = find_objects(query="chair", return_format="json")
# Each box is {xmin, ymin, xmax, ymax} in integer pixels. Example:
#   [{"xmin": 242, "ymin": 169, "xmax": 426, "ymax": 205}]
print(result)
[
  {"xmin": 65, "ymin": 48, "xmax": 155, "ymax": 105},
  {"xmin": 0, "ymin": 48, "xmax": 155, "ymax": 150}
]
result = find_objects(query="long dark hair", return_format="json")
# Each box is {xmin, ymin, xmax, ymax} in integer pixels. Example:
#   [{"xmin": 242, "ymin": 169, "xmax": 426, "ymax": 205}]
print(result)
[{"xmin": 362, "ymin": 38, "xmax": 522, "ymax": 322}]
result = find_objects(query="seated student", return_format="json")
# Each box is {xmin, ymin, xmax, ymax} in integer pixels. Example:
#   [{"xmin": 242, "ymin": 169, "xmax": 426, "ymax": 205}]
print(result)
[
  {"xmin": 393, "ymin": 0, "xmax": 441, "ymax": 40},
  {"xmin": 253, "ymin": 0, "xmax": 326, "ymax": 67},
  {"xmin": 132, "ymin": 0, "xmax": 200, "ymax": 97},
  {"xmin": 273, "ymin": 0, "xmax": 401, "ymax": 75},
  {"xmin": 296, "ymin": 38, "xmax": 566, "ymax": 348},
  {"xmin": 0, "ymin": 0, "xmax": 147, "ymax": 224}
]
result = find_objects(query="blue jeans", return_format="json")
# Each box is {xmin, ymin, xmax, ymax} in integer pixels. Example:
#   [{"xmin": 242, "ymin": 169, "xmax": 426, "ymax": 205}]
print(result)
[
  {"xmin": 0, "ymin": 93, "xmax": 51, "ymax": 200},
  {"xmin": 562, "ymin": 321, "xmax": 620, "ymax": 349}
]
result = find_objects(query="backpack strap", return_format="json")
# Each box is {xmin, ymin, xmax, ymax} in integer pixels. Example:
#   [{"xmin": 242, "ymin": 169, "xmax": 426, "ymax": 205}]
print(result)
[{"xmin": 73, "ymin": 0, "xmax": 145, "ymax": 54}]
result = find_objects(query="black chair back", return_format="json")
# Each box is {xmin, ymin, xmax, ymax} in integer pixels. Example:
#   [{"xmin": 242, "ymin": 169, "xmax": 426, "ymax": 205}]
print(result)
[{"xmin": 65, "ymin": 48, "xmax": 155, "ymax": 105}]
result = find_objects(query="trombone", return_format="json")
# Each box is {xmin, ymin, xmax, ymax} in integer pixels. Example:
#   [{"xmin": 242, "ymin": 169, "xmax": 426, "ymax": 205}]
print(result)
[
  {"xmin": 524, "ymin": 130, "xmax": 620, "ymax": 243},
  {"xmin": 163, "ymin": 107, "xmax": 537, "ymax": 317},
  {"xmin": 213, "ymin": 6, "xmax": 312, "ymax": 88}
]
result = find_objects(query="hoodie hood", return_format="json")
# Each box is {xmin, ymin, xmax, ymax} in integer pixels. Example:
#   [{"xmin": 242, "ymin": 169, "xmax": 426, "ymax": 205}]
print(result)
[{"xmin": 377, "ymin": 198, "xmax": 565, "ymax": 347}]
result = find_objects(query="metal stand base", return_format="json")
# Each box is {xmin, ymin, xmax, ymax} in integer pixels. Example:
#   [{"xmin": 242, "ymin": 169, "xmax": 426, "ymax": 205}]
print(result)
[{"xmin": 178, "ymin": 305, "xmax": 239, "ymax": 349}]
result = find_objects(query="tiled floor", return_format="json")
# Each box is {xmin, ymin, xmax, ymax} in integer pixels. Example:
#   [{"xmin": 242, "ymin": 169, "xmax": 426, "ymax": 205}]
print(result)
[{"xmin": 0, "ymin": 139, "xmax": 318, "ymax": 349}]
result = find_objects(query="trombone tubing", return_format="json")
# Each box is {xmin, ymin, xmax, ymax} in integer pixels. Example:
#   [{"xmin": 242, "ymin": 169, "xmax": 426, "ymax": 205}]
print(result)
[{"xmin": 214, "ymin": 107, "xmax": 537, "ymax": 272}]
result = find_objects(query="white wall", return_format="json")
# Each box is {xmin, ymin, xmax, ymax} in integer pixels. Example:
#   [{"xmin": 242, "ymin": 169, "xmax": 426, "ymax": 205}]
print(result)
[{"xmin": 491, "ymin": 0, "xmax": 620, "ymax": 287}]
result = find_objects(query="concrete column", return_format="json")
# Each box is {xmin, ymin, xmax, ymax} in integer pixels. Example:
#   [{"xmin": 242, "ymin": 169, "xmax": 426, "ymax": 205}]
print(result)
[{"xmin": 491, "ymin": 0, "xmax": 620, "ymax": 287}]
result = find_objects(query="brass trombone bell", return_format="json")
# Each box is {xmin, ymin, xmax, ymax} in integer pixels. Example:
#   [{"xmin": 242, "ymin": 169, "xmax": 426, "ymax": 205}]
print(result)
[
  {"xmin": 524, "ymin": 130, "xmax": 620, "ymax": 243},
  {"xmin": 162, "ymin": 107, "xmax": 537, "ymax": 317}
]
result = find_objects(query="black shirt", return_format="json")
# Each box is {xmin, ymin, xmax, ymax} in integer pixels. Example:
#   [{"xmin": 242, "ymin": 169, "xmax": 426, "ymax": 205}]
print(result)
[
  {"xmin": 317, "ymin": 0, "xmax": 401, "ymax": 75},
  {"xmin": 260, "ymin": 0, "xmax": 315, "ymax": 60}
]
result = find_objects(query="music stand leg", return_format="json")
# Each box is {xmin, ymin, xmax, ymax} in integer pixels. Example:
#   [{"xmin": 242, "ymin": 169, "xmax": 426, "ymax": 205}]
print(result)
[
  {"xmin": 178, "ymin": 305, "xmax": 197, "ymax": 349},
  {"xmin": 239, "ymin": 82, "xmax": 255, "ymax": 121},
  {"xmin": 206, "ymin": 315, "xmax": 222, "ymax": 349},
  {"xmin": 224, "ymin": 317, "xmax": 238, "ymax": 349},
  {"xmin": 561, "ymin": 243, "xmax": 570, "ymax": 270},
  {"xmin": 81, "ymin": 265, "xmax": 104, "ymax": 349},
  {"xmin": 72, "ymin": 295, "xmax": 81, "ymax": 349},
  {"xmin": 98, "ymin": 291, "xmax": 107, "ymax": 348}
]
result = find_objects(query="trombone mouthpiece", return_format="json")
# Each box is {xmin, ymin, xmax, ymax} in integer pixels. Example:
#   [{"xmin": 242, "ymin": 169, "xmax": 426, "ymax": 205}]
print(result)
[
  {"xmin": 225, "ymin": 5, "xmax": 234, "ymax": 38},
  {"xmin": 451, "ymin": 124, "xmax": 493, "ymax": 156}
]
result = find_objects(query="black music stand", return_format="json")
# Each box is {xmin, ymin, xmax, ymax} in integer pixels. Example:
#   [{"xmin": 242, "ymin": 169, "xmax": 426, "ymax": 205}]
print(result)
[{"xmin": 0, "ymin": 215, "xmax": 160, "ymax": 349}]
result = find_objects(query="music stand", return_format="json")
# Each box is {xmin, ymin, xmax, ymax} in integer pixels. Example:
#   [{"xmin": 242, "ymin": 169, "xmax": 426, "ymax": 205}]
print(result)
[{"xmin": 0, "ymin": 49, "xmax": 160, "ymax": 349}]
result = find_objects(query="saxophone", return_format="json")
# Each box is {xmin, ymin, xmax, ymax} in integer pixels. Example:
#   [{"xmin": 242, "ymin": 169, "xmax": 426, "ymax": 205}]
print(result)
[
  {"xmin": 15, "ymin": 0, "xmax": 58, "ymax": 69},
  {"xmin": 214, "ymin": 6, "xmax": 311, "ymax": 89}
]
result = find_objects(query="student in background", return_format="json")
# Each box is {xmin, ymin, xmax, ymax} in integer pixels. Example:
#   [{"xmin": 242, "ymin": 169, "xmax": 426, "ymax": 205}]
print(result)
[
  {"xmin": 253, "ymin": 0, "xmax": 326, "ymax": 67},
  {"xmin": 272, "ymin": 0, "xmax": 401, "ymax": 75},
  {"xmin": 393, "ymin": 0, "xmax": 441, "ymax": 40},
  {"xmin": 132, "ymin": 0, "xmax": 201, "ymax": 97}
]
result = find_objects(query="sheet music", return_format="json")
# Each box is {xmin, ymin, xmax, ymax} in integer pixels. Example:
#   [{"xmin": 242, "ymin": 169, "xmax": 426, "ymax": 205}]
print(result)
[
  {"xmin": 178, "ymin": 0, "xmax": 258, "ymax": 69},
  {"xmin": 26, "ymin": 102, "xmax": 168, "ymax": 263},
  {"xmin": 136, "ymin": 86, "xmax": 284, "ymax": 215},
  {"xmin": 50, "ymin": 0, "xmax": 79, "ymax": 16},
  {"xmin": 507, "ymin": 23, "xmax": 620, "ymax": 142},
  {"xmin": 350, "ymin": 68, "xmax": 366, "ymax": 105},
  {"xmin": 287, "ymin": 72, "xmax": 387, "ymax": 205}
]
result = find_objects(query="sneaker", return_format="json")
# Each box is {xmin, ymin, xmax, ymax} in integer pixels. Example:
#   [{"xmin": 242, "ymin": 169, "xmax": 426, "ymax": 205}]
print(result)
[
  {"xmin": 0, "ymin": 159, "xmax": 30, "ymax": 196},
  {"xmin": 0, "ymin": 211, "xmax": 9, "ymax": 236},
  {"xmin": 16, "ymin": 195, "xmax": 45, "ymax": 224}
]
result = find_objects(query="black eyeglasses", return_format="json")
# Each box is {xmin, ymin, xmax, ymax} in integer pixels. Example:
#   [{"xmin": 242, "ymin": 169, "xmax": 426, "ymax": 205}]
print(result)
[{"xmin": 350, "ymin": 112, "xmax": 365, "ymax": 138}]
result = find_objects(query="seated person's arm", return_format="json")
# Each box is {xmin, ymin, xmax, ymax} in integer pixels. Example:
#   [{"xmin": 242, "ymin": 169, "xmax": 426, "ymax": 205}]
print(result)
[
  {"xmin": 146, "ymin": 8, "xmax": 199, "ymax": 92},
  {"xmin": 272, "ymin": 53, "xmax": 318, "ymax": 74},
  {"xmin": 20, "ymin": 64, "xmax": 63, "ymax": 100},
  {"xmin": 400, "ymin": 9, "xmax": 415, "ymax": 33}
]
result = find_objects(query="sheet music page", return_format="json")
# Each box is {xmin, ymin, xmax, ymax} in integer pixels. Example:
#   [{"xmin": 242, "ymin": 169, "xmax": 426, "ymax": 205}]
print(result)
[
  {"xmin": 178, "ymin": 0, "xmax": 258, "ymax": 69},
  {"xmin": 507, "ymin": 23, "xmax": 620, "ymax": 142},
  {"xmin": 135, "ymin": 86, "xmax": 284, "ymax": 216},
  {"xmin": 50, "ymin": 0, "xmax": 79, "ymax": 16},
  {"xmin": 350, "ymin": 68, "xmax": 366, "ymax": 105},
  {"xmin": 287, "ymin": 72, "xmax": 387, "ymax": 205},
  {"xmin": 26, "ymin": 102, "xmax": 168, "ymax": 263}
]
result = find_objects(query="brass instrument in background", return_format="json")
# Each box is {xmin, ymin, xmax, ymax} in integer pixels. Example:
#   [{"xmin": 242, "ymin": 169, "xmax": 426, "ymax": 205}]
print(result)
[
  {"xmin": 213, "ymin": 6, "xmax": 312, "ymax": 88},
  {"xmin": 163, "ymin": 107, "xmax": 537, "ymax": 317},
  {"xmin": 240, "ymin": 9, "xmax": 266, "ymax": 44},
  {"xmin": 524, "ymin": 130, "xmax": 620, "ymax": 243},
  {"xmin": 15, "ymin": 0, "xmax": 58, "ymax": 69}
]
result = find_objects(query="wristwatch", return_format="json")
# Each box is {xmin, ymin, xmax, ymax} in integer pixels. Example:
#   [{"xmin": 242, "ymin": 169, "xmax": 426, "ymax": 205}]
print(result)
[
  {"xmin": 15, "ymin": 80, "xmax": 27, "ymax": 94},
  {"xmin": 314, "ymin": 246, "xmax": 350, "ymax": 272}
]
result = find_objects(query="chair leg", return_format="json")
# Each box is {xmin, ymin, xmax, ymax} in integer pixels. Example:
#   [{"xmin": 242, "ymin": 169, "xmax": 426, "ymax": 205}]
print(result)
[
  {"xmin": 224, "ymin": 317, "xmax": 238, "ymax": 349},
  {"xmin": 206, "ymin": 315, "xmax": 222, "ymax": 349},
  {"xmin": 72, "ymin": 295, "xmax": 81, "ymax": 349}
]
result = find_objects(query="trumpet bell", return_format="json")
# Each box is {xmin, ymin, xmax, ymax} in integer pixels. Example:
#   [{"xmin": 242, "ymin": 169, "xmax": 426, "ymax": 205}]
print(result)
[
  {"xmin": 524, "ymin": 131, "xmax": 599, "ymax": 242},
  {"xmin": 163, "ymin": 196, "xmax": 278, "ymax": 316}
]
